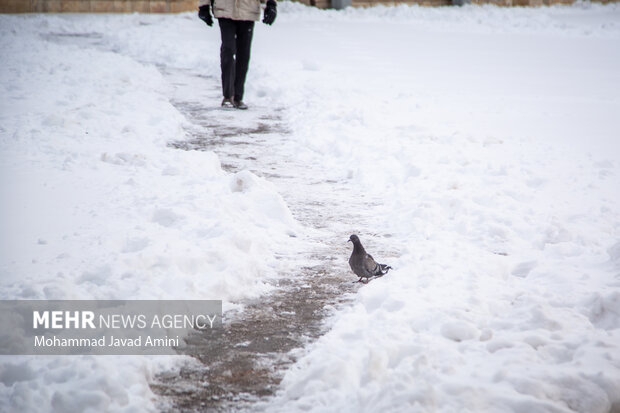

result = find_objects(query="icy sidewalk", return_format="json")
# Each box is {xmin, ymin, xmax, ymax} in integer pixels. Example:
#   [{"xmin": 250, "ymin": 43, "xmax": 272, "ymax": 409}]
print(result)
[{"xmin": 151, "ymin": 67, "xmax": 397, "ymax": 410}]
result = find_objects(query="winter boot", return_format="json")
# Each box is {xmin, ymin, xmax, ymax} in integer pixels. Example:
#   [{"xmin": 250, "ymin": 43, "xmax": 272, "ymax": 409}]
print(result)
[{"xmin": 233, "ymin": 100, "xmax": 248, "ymax": 110}]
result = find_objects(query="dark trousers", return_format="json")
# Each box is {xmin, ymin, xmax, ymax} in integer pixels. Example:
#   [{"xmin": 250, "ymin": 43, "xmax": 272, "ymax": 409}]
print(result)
[{"xmin": 218, "ymin": 18, "xmax": 254, "ymax": 101}]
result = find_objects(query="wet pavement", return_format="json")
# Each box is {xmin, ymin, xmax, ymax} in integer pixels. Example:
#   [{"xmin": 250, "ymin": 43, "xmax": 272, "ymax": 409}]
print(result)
[{"xmin": 150, "ymin": 68, "xmax": 373, "ymax": 412}]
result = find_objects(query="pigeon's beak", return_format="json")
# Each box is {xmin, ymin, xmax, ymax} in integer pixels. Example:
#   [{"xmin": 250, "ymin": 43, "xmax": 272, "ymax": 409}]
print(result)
[{"xmin": 348, "ymin": 239, "xmax": 351, "ymax": 243}]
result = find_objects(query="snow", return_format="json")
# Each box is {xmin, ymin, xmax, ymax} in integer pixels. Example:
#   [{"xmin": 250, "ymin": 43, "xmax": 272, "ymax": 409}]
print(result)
[
  {"xmin": 0, "ymin": 14, "xmax": 299, "ymax": 303},
  {"xmin": 2, "ymin": 2, "xmax": 620, "ymax": 412}
]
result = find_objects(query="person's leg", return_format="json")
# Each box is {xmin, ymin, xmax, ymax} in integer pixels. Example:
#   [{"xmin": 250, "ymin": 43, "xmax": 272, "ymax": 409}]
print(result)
[
  {"xmin": 233, "ymin": 21, "xmax": 255, "ymax": 103},
  {"xmin": 218, "ymin": 18, "xmax": 236, "ymax": 100}
]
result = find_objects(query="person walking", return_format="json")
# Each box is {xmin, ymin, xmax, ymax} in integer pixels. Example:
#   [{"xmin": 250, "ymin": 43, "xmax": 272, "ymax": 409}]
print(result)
[{"xmin": 198, "ymin": 0, "xmax": 277, "ymax": 110}]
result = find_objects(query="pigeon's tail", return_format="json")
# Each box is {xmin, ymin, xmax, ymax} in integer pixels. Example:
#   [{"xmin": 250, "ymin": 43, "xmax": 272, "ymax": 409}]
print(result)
[{"xmin": 376, "ymin": 264, "xmax": 392, "ymax": 276}]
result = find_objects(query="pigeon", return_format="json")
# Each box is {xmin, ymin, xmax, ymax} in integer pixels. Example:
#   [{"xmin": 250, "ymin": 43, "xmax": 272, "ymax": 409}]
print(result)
[{"xmin": 348, "ymin": 234, "xmax": 392, "ymax": 283}]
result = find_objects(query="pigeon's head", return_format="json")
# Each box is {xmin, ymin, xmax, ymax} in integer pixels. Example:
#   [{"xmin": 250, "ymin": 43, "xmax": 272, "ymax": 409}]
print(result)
[{"xmin": 348, "ymin": 234, "xmax": 360, "ymax": 244}]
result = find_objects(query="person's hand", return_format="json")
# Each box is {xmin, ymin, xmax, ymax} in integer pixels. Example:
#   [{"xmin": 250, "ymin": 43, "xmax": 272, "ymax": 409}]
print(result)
[
  {"xmin": 198, "ymin": 5, "xmax": 213, "ymax": 27},
  {"xmin": 263, "ymin": 0, "xmax": 277, "ymax": 25}
]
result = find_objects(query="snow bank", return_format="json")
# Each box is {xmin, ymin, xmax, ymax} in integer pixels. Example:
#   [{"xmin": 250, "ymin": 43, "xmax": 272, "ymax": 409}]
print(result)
[
  {"xmin": 0, "ymin": 14, "xmax": 299, "ymax": 303},
  {"xmin": 0, "ymin": 13, "xmax": 298, "ymax": 413}
]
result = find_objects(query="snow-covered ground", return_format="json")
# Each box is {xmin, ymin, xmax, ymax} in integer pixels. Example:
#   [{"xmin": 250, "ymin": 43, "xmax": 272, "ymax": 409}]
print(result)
[
  {"xmin": 1, "ymin": 2, "xmax": 620, "ymax": 412},
  {"xmin": 0, "ymin": 8, "xmax": 302, "ymax": 412}
]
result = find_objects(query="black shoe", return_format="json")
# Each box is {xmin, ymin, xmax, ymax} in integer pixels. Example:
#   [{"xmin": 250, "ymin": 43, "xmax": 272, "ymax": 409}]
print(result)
[
  {"xmin": 221, "ymin": 98, "xmax": 234, "ymax": 109},
  {"xmin": 233, "ymin": 100, "xmax": 248, "ymax": 110}
]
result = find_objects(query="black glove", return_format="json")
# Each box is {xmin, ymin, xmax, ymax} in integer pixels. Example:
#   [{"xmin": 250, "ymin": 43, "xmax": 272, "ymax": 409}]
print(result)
[
  {"xmin": 263, "ymin": 0, "xmax": 277, "ymax": 25},
  {"xmin": 198, "ymin": 5, "xmax": 213, "ymax": 27}
]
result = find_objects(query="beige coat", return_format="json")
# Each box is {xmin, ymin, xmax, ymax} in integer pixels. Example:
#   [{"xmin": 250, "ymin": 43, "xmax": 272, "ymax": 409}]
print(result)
[{"xmin": 199, "ymin": 0, "xmax": 261, "ymax": 22}]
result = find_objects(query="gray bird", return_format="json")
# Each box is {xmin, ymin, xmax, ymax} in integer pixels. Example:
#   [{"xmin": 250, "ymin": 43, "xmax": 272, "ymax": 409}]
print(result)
[{"xmin": 348, "ymin": 234, "xmax": 392, "ymax": 283}]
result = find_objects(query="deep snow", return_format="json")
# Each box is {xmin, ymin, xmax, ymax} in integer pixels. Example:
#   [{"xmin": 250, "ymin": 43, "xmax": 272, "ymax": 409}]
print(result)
[{"xmin": 1, "ymin": 2, "xmax": 620, "ymax": 412}]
